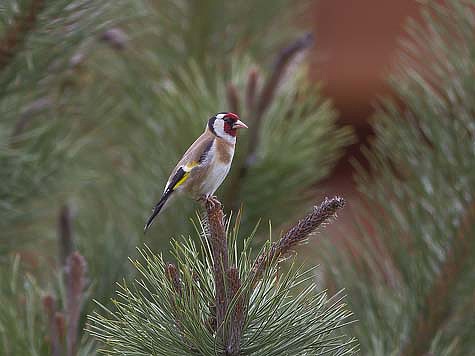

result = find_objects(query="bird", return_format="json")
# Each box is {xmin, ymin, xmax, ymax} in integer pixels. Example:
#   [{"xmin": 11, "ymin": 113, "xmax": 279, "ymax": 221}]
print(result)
[{"xmin": 144, "ymin": 112, "xmax": 248, "ymax": 232}]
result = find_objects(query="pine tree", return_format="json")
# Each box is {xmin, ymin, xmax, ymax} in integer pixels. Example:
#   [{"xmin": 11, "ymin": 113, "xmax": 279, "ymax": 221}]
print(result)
[
  {"xmin": 0, "ymin": 1, "xmax": 353, "ymax": 355},
  {"xmin": 88, "ymin": 197, "xmax": 357, "ymax": 355},
  {"xmin": 319, "ymin": 1, "xmax": 475, "ymax": 355}
]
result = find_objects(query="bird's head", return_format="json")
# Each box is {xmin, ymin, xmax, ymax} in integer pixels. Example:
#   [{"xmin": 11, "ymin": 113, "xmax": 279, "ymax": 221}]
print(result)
[{"xmin": 208, "ymin": 112, "xmax": 248, "ymax": 141}]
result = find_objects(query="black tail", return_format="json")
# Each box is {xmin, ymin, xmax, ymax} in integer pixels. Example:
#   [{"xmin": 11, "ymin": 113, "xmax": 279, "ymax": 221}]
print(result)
[{"xmin": 144, "ymin": 191, "xmax": 172, "ymax": 232}]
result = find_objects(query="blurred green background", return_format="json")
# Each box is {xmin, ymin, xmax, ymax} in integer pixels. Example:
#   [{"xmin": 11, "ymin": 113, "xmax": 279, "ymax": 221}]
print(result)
[{"xmin": 1, "ymin": 0, "xmax": 474, "ymax": 355}]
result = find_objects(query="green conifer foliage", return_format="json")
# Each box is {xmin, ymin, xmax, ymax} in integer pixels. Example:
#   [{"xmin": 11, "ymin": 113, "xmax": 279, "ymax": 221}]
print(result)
[
  {"xmin": 89, "ymin": 198, "xmax": 357, "ymax": 355},
  {"xmin": 320, "ymin": 1, "xmax": 475, "ymax": 354}
]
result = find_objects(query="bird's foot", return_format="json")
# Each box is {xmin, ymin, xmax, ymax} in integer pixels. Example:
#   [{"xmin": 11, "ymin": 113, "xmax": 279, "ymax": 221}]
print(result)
[{"xmin": 204, "ymin": 195, "xmax": 221, "ymax": 210}]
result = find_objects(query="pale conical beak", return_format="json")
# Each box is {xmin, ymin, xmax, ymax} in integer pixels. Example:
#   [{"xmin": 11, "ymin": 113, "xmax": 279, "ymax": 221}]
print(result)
[{"xmin": 233, "ymin": 120, "xmax": 248, "ymax": 129}]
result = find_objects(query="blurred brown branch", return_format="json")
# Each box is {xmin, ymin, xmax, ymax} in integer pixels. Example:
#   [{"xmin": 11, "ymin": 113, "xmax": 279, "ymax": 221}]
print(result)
[
  {"xmin": 246, "ymin": 32, "xmax": 313, "ymax": 167},
  {"xmin": 225, "ymin": 33, "xmax": 314, "ymax": 209},
  {"xmin": 99, "ymin": 28, "xmax": 128, "ymax": 51},
  {"xmin": 0, "ymin": 0, "xmax": 45, "ymax": 71},
  {"xmin": 244, "ymin": 68, "xmax": 259, "ymax": 118},
  {"xmin": 255, "ymin": 32, "xmax": 313, "ymax": 121},
  {"xmin": 43, "ymin": 248, "xmax": 87, "ymax": 356},
  {"xmin": 65, "ymin": 252, "xmax": 87, "ymax": 356},
  {"xmin": 58, "ymin": 204, "xmax": 75, "ymax": 268},
  {"xmin": 11, "ymin": 97, "xmax": 53, "ymax": 140},
  {"xmin": 43, "ymin": 295, "xmax": 62, "ymax": 356},
  {"xmin": 226, "ymin": 83, "xmax": 240, "ymax": 115},
  {"xmin": 42, "ymin": 206, "xmax": 88, "ymax": 356}
]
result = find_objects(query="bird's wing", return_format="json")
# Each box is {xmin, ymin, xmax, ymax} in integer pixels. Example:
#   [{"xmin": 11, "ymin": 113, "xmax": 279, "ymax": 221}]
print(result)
[
  {"xmin": 164, "ymin": 133, "xmax": 214, "ymax": 193},
  {"xmin": 164, "ymin": 162, "xmax": 198, "ymax": 192}
]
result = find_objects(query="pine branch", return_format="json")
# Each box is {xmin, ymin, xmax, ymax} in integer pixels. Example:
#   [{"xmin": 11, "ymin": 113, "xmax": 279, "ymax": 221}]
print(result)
[
  {"xmin": 58, "ymin": 204, "xmax": 75, "ymax": 268},
  {"xmin": 99, "ymin": 28, "xmax": 128, "ymax": 51},
  {"xmin": 256, "ymin": 32, "xmax": 314, "ymax": 119},
  {"xmin": 247, "ymin": 32, "xmax": 314, "ymax": 166},
  {"xmin": 252, "ymin": 196, "xmax": 345, "ymax": 284},
  {"xmin": 165, "ymin": 262, "xmax": 183, "ymax": 296},
  {"xmin": 225, "ymin": 267, "xmax": 244, "ymax": 356},
  {"xmin": 164, "ymin": 262, "xmax": 197, "ymax": 352},
  {"xmin": 0, "ymin": 0, "xmax": 46, "ymax": 71},
  {"xmin": 245, "ymin": 68, "xmax": 259, "ymax": 115},
  {"xmin": 401, "ymin": 202, "xmax": 475, "ymax": 356},
  {"xmin": 88, "ymin": 197, "xmax": 356, "ymax": 355},
  {"xmin": 226, "ymin": 33, "xmax": 315, "ymax": 210},
  {"xmin": 10, "ymin": 96, "xmax": 53, "ymax": 140},
  {"xmin": 43, "ymin": 295, "xmax": 63, "ymax": 356},
  {"xmin": 226, "ymin": 82, "xmax": 240, "ymax": 115},
  {"xmin": 65, "ymin": 252, "xmax": 87, "ymax": 356},
  {"xmin": 204, "ymin": 199, "xmax": 231, "ymax": 344}
]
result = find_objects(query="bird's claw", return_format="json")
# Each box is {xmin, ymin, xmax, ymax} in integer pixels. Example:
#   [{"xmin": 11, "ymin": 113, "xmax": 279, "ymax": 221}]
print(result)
[{"xmin": 203, "ymin": 195, "xmax": 221, "ymax": 210}]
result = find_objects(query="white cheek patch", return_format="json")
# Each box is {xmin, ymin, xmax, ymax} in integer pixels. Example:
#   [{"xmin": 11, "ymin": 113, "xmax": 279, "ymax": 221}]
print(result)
[
  {"xmin": 212, "ymin": 118, "xmax": 236, "ymax": 143},
  {"xmin": 214, "ymin": 119, "xmax": 226, "ymax": 137},
  {"xmin": 216, "ymin": 113, "xmax": 226, "ymax": 119}
]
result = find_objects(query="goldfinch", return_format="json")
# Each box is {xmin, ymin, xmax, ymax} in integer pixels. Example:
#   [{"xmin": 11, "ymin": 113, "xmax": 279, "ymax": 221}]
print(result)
[{"xmin": 144, "ymin": 112, "xmax": 248, "ymax": 231}]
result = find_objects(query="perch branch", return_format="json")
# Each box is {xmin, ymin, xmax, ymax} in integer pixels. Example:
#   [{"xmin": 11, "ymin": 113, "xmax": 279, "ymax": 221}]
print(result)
[
  {"xmin": 204, "ymin": 199, "xmax": 245, "ymax": 354},
  {"xmin": 225, "ymin": 267, "xmax": 244, "ymax": 356},
  {"xmin": 205, "ymin": 199, "xmax": 230, "ymax": 340}
]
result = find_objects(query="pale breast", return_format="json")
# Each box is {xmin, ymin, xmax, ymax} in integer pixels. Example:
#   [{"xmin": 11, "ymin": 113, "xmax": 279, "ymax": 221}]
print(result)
[
  {"xmin": 200, "ymin": 140, "xmax": 234, "ymax": 196},
  {"xmin": 180, "ymin": 137, "xmax": 235, "ymax": 198}
]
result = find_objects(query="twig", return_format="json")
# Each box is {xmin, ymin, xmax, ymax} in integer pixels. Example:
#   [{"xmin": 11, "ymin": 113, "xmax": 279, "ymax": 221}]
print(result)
[
  {"xmin": 65, "ymin": 252, "xmax": 87, "ymax": 356},
  {"xmin": 245, "ymin": 68, "xmax": 259, "ymax": 116},
  {"xmin": 165, "ymin": 263, "xmax": 198, "ymax": 351},
  {"xmin": 205, "ymin": 199, "xmax": 246, "ymax": 354},
  {"xmin": 255, "ymin": 32, "xmax": 314, "ymax": 120},
  {"xmin": 165, "ymin": 263, "xmax": 183, "ymax": 296},
  {"xmin": 251, "ymin": 196, "xmax": 345, "ymax": 285},
  {"xmin": 205, "ymin": 199, "xmax": 229, "ymax": 341},
  {"xmin": 11, "ymin": 96, "xmax": 52, "ymax": 140},
  {"xmin": 225, "ymin": 267, "xmax": 244, "ymax": 356},
  {"xmin": 226, "ymin": 83, "xmax": 240, "ymax": 115},
  {"xmin": 246, "ymin": 32, "xmax": 314, "ymax": 167},
  {"xmin": 58, "ymin": 204, "xmax": 75, "ymax": 268},
  {"xmin": 43, "ymin": 295, "xmax": 62, "ymax": 356},
  {"xmin": 0, "ymin": 0, "xmax": 45, "ymax": 71},
  {"xmin": 225, "ymin": 33, "xmax": 313, "ymax": 209},
  {"xmin": 400, "ymin": 203, "xmax": 475, "ymax": 356},
  {"xmin": 99, "ymin": 28, "xmax": 128, "ymax": 51},
  {"xmin": 55, "ymin": 312, "xmax": 66, "ymax": 342}
]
